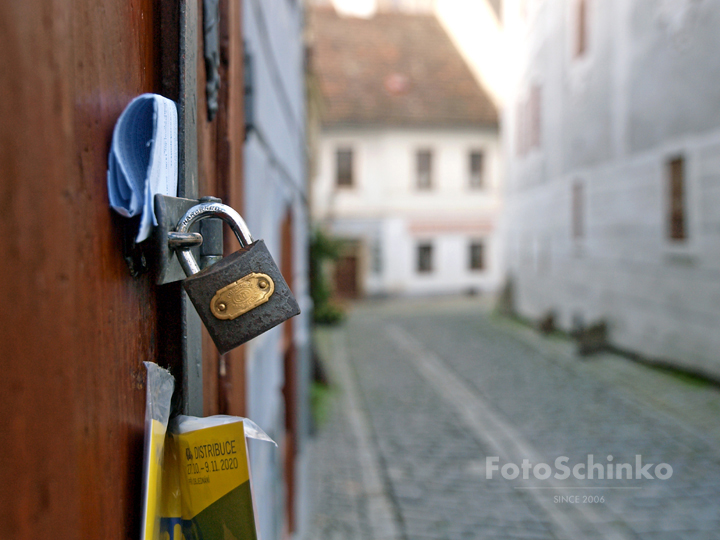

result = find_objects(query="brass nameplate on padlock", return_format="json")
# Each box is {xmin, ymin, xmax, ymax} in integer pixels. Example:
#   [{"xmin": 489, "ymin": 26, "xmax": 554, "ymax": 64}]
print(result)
[{"xmin": 210, "ymin": 272, "xmax": 275, "ymax": 320}]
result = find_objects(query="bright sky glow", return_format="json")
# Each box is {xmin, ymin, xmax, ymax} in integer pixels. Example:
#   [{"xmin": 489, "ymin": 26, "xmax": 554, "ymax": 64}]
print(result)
[
  {"xmin": 332, "ymin": 0, "xmax": 377, "ymax": 18},
  {"xmin": 326, "ymin": 0, "xmax": 511, "ymax": 105}
]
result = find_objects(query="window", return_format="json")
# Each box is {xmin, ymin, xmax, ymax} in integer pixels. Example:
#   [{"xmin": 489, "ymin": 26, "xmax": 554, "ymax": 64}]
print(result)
[
  {"xmin": 469, "ymin": 241, "xmax": 485, "ymax": 271},
  {"xmin": 372, "ymin": 238, "xmax": 383, "ymax": 275},
  {"xmin": 416, "ymin": 149, "xmax": 432, "ymax": 190},
  {"xmin": 336, "ymin": 148, "xmax": 353, "ymax": 187},
  {"xmin": 575, "ymin": 0, "xmax": 588, "ymax": 58},
  {"xmin": 529, "ymin": 85, "xmax": 541, "ymax": 149},
  {"xmin": 571, "ymin": 181, "xmax": 584, "ymax": 239},
  {"xmin": 516, "ymin": 101, "xmax": 525, "ymax": 155},
  {"xmin": 469, "ymin": 150, "xmax": 484, "ymax": 189},
  {"xmin": 516, "ymin": 85, "xmax": 542, "ymax": 156},
  {"xmin": 667, "ymin": 156, "xmax": 686, "ymax": 241},
  {"xmin": 417, "ymin": 242, "xmax": 433, "ymax": 273}
]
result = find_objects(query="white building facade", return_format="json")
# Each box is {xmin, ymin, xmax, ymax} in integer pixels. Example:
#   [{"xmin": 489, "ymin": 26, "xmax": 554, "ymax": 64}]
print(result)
[
  {"xmin": 314, "ymin": 127, "xmax": 502, "ymax": 296},
  {"xmin": 504, "ymin": 0, "xmax": 720, "ymax": 378},
  {"xmin": 242, "ymin": 1, "xmax": 312, "ymax": 538},
  {"xmin": 309, "ymin": 8, "xmax": 502, "ymax": 298}
]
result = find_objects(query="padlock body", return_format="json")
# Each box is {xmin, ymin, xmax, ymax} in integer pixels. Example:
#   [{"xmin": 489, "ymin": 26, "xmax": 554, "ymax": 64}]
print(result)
[{"xmin": 183, "ymin": 240, "xmax": 300, "ymax": 354}]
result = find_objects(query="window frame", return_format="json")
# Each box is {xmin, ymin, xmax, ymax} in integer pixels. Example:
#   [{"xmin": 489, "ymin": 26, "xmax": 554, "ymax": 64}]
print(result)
[
  {"xmin": 416, "ymin": 149, "xmax": 433, "ymax": 190},
  {"xmin": 516, "ymin": 85, "xmax": 542, "ymax": 156},
  {"xmin": 469, "ymin": 240, "xmax": 486, "ymax": 271},
  {"xmin": 667, "ymin": 155, "xmax": 687, "ymax": 242},
  {"xmin": 469, "ymin": 150, "xmax": 485, "ymax": 190},
  {"xmin": 575, "ymin": 0, "xmax": 588, "ymax": 58},
  {"xmin": 416, "ymin": 241, "xmax": 433, "ymax": 273},
  {"xmin": 335, "ymin": 147, "xmax": 354, "ymax": 188},
  {"xmin": 571, "ymin": 180, "xmax": 584, "ymax": 241}
]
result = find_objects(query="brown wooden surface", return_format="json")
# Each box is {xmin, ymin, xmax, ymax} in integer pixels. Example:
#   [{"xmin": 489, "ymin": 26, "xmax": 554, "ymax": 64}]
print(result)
[
  {"xmin": 281, "ymin": 209, "xmax": 297, "ymax": 534},
  {"xmin": 196, "ymin": 0, "xmax": 247, "ymax": 417},
  {"xmin": 334, "ymin": 255, "xmax": 360, "ymax": 299},
  {"xmin": 217, "ymin": 0, "xmax": 247, "ymax": 418},
  {"xmin": 0, "ymin": 0, "xmax": 161, "ymax": 537},
  {"xmin": 0, "ymin": 0, "xmax": 246, "ymax": 537},
  {"xmin": 197, "ymin": 0, "xmax": 221, "ymax": 414}
]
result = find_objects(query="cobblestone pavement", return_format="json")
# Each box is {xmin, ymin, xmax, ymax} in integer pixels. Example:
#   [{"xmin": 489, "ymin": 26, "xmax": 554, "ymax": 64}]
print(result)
[{"xmin": 304, "ymin": 297, "xmax": 720, "ymax": 540}]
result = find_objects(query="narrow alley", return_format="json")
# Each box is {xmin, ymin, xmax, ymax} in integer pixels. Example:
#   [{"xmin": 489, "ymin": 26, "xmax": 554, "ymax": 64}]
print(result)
[{"xmin": 306, "ymin": 298, "xmax": 720, "ymax": 540}]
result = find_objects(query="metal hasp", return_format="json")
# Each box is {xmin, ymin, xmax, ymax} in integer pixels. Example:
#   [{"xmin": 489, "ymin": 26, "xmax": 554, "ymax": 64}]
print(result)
[
  {"xmin": 168, "ymin": 231, "xmax": 203, "ymax": 249},
  {"xmin": 154, "ymin": 0, "xmax": 203, "ymax": 418},
  {"xmin": 174, "ymin": 201, "xmax": 252, "ymax": 275},
  {"xmin": 154, "ymin": 195, "xmax": 224, "ymax": 284}
]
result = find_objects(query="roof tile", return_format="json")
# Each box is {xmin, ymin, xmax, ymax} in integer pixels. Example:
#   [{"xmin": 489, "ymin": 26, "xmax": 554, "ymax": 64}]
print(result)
[{"xmin": 309, "ymin": 8, "xmax": 498, "ymax": 128}]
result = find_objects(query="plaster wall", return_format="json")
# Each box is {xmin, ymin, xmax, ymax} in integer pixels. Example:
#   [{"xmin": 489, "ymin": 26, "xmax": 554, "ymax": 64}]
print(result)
[
  {"xmin": 313, "ymin": 126, "xmax": 503, "ymax": 296},
  {"xmin": 243, "ymin": 1, "xmax": 311, "ymax": 538},
  {"xmin": 503, "ymin": 0, "xmax": 720, "ymax": 378}
]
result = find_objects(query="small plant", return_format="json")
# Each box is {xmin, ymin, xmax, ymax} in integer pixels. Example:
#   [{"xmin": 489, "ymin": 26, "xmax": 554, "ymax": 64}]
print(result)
[
  {"xmin": 309, "ymin": 381, "xmax": 336, "ymax": 429},
  {"xmin": 309, "ymin": 229, "xmax": 346, "ymax": 325},
  {"xmin": 313, "ymin": 302, "xmax": 345, "ymax": 325}
]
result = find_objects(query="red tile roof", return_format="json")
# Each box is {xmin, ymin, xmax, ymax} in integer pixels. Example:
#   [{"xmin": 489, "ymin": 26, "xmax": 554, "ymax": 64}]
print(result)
[{"xmin": 309, "ymin": 7, "xmax": 498, "ymax": 128}]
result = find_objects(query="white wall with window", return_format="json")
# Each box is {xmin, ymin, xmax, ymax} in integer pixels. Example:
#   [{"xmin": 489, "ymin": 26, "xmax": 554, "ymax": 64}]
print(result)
[
  {"xmin": 312, "ymin": 126, "xmax": 503, "ymax": 297},
  {"xmin": 503, "ymin": 0, "xmax": 720, "ymax": 378}
]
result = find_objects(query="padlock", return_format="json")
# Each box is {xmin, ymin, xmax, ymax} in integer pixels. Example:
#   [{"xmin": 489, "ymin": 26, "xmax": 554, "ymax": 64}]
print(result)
[{"xmin": 173, "ymin": 202, "xmax": 300, "ymax": 354}]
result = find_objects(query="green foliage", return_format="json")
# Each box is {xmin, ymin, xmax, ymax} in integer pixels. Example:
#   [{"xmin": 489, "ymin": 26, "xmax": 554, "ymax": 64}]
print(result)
[
  {"xmin": 647, "ymin": 364, "xmax": 712, "ymax": 388},
  {"xmin": 309, "ymin": 381, "xmax": 336, "ymax": 429},
  {"xmin": 313, "ymin": 302, "xmax": 345, "ymax": 325},
  {"xmin": 309, "ymin": 229, "xmax": 346, "ymax": 325}
]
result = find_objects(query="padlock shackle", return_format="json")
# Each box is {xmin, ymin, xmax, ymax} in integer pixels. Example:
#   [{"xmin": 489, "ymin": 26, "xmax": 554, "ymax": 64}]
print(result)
[{"xmin": 175, "ymin": 202, "xmax": 254, "ymax": 276}]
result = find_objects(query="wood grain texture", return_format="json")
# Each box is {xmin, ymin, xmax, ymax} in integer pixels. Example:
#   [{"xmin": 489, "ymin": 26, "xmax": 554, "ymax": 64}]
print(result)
[
  {"xmin": 197, "ymin": 0, "xmax": 247, "ymax": 417},
  {"xmin": 0, "ymin": 1, "xmax": 159, "ymax": 537},
  {"xmin": 220, "ymin": 0, "xmax": 248, "ymax": 418},
  {"xmin": 196, "ymin": 0, "xmax": 221, "ymax": 417},
  {"xmin": 281, "ymin": 208, "xmax": 297, "ymax": 533},
  {"xmin": 0, "ymin": 1, "xmax": 247, "ymax": 536}
]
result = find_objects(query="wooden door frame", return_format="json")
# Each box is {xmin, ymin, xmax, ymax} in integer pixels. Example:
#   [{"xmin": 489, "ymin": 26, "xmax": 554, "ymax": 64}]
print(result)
[
  {"xmin": 281, "ymin": 207, "xmax": 298, "ymax": 534},
  {"xmin": 157, "ymin": 0, "xmax": 246, "ymax": 418}
]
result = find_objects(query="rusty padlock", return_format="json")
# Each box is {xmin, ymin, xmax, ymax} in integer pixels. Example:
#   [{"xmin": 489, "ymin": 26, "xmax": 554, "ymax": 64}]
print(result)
[{"xmin": 174, "ymin": 202, "xmax": 300, "ymax": 354}]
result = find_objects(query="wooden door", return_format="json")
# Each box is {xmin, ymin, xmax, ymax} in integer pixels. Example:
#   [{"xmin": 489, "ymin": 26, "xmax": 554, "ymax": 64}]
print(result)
[
  {"xmin": 0, "ymin": 0, "xmax": 245, "ymax": 537},
  {"xmin": 281, "ymin": 209, "xmax": 297, "ymax": 535},
  {"xmin": 334, "ymin": 255, "xmax": 360, "ymax": 299},
  {"xmin": 0, "ymin": 1, "xmax": 162, "ymax": 537},
  {"xmin": 197, "ymin": 0, "xmax": 247, "ymax": 418}
]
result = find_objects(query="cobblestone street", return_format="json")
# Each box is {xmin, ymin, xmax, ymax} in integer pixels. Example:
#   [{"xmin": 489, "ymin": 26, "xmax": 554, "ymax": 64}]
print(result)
[{"xmin": 304, "ymin": 297, "xmax": 720, "ymax": 540}]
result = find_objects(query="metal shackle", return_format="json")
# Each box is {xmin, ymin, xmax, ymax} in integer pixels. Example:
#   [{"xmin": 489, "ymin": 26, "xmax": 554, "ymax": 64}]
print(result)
[{"xmin": 174, "ymin": 202, "xmax": 254, "ymax": 277}]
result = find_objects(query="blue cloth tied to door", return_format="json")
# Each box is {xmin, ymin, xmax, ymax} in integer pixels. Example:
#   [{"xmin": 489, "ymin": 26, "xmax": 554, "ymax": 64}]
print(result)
[{"xmin": 107, "ymin": 93, "xmax": 178, "ymax": 243}]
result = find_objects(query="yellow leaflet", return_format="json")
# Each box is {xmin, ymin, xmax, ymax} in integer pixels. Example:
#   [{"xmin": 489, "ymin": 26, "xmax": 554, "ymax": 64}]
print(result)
[
  {"xmin": 160, "ymin": 436, "xmax": 182, "ymax": 519},
  {"xmin": 171, "ymin": 420, "xmax": 250, "ymax": 519},
  {"xmin": 142, "ymin": 419, "xmax": 167, "ymax": 540}
]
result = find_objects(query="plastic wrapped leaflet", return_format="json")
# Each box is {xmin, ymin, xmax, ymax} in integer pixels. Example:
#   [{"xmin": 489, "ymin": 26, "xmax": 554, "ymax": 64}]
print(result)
[
  {"xmin": 140, "ymin": 362, "xmax": 175, "ymax": 540},
  {"xmin": 160, "ymin": 415, "xmax": 276, "ymax": 540}
]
